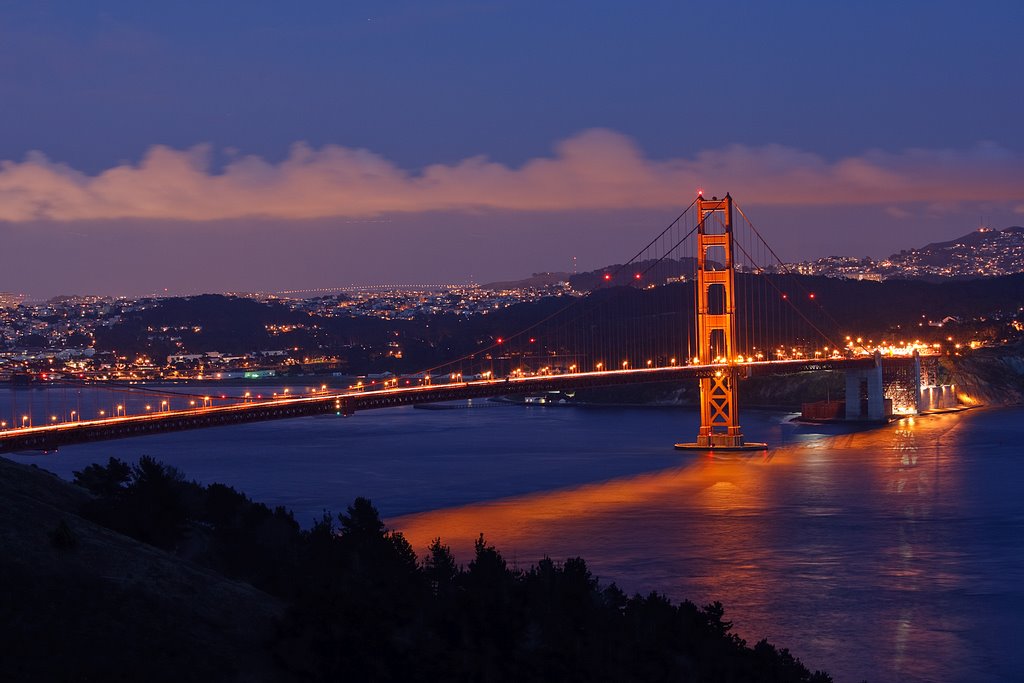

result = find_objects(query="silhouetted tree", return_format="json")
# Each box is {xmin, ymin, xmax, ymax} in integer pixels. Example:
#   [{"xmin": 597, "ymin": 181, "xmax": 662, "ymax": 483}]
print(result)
[{"xmin": 72, "ymin": 457, "xmax": 131, "ymax": 497}]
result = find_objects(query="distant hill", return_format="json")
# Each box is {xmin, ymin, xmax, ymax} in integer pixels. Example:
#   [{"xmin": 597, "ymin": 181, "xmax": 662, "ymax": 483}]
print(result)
[
  {"xmin": 884, "ymin": 225, "xmax": 1024, "ymax": 278},
  {"xmin": 919, "ymin": 225, "xmax": 1024, "ymax": 252},
  {"xmin": 568, "ymin": 257, "xmax": 708, "ymax": 291},
  {"xmin": 480, "ymin": 271, "xmax": 572, "ymax": 290},
  {"xmin": 794, "ymin": 225, "xmax": 1024, "ymax": 281}
]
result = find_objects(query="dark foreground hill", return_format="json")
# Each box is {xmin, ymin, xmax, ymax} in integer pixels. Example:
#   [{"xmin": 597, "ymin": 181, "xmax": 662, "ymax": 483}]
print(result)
[
  {"xmin": 0, "ymin": 457, "xmax": 283, "ymax": 681},
  {"xmin": 0, "ymin": 455, "xmax": 833, "ymax": 682}
]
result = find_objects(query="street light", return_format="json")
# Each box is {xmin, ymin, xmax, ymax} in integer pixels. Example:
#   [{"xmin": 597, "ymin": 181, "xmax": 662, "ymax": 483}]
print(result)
[
  {"xmin": 22, "ymin": 415, "xmax": 30, "ymax": 428},
  {"xmin": 116, "ymin": 404, "xmax": 124, "ymax": 417}
]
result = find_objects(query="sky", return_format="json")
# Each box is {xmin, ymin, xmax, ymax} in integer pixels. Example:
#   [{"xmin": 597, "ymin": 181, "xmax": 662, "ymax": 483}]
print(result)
[{"xmin": 1, "ymin": 0, "xmax": 1023, "ymax": 297}]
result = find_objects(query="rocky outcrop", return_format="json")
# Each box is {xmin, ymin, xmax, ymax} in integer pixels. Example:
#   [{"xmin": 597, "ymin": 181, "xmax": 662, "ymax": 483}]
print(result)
[{"xmin": 940, "ymin": 346, "xmax": 1024, "ymax": 406}]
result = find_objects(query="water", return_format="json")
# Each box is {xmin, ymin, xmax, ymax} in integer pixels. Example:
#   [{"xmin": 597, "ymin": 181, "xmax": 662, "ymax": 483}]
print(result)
[{"xmin": 4, "ymin": 386, "xmax": 1023, "ymax": 683}]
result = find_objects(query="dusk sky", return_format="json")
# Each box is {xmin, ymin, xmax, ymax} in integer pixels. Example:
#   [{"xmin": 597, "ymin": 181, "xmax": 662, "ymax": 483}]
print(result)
[{"xmin": 2, "ymin": 0, "xmax": 1023, "ymax": 297}]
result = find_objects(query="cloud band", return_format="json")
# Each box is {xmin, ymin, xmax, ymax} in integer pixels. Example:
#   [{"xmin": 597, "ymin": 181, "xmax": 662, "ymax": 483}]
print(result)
[{"xmin": 0, "ymin": 129, "xmax": 1020, "ymax": 222}]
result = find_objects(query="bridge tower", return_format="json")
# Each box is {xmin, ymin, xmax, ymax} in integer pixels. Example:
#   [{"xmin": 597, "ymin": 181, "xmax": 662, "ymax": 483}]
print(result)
[{"xmin": 677, "ymin": 193, "xmax": 765, "ymax": 450}]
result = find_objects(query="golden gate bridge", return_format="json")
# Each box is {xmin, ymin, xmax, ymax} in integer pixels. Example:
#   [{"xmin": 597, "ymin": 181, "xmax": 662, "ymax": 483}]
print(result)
[{"xmin": 0, "ymin": 193, "xmax": 944, "ymax": 454}]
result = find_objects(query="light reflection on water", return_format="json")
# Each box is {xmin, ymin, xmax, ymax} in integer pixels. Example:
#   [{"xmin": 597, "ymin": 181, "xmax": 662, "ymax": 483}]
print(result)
[{"xmin": 5, "ymin": 392, "xmax": 1023, "ymax": 683}]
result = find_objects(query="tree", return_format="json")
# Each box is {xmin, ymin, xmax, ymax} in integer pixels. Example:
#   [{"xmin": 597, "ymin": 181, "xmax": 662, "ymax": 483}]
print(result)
[{"xmin": 73, "ymin": 457, "xmax": 131, "ymax": 497}]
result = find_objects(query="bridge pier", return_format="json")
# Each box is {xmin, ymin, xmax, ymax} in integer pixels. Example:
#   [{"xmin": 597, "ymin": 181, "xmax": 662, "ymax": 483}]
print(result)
[{"xmin": 844, "ymin": 351, "xmax": 887, "ymax": 421}]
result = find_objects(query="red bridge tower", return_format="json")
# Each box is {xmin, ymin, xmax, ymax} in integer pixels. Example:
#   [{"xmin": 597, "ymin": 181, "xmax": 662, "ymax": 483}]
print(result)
[{"xmin": 677, "ymin": 193, "xmax": 766, "ymax": 451}]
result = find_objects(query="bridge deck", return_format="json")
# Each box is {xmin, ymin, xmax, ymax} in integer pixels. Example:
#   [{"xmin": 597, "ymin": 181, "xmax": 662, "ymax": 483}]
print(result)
[{"xmin": 0, "ymin": 357, "xmax": 891, "ymax": 453}]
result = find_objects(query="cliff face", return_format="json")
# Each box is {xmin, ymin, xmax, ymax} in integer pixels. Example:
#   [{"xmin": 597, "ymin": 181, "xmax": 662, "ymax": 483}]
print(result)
[
  {"xmin": 739, "ymin": 372, "xmax": 845, "ymax": 409},
  {"xmin": 940, "ymin": 346, "xmax": 1024, "ymax": 406},
  {"xmin": 569, "ymin": 372, "xmax": 845, "ymax": 409}
]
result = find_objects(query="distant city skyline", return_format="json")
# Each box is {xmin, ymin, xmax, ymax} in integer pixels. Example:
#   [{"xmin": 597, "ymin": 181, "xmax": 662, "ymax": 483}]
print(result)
[{"xmin": 1, "ymin": 0, "xmax": 1022, "ymax": 297}]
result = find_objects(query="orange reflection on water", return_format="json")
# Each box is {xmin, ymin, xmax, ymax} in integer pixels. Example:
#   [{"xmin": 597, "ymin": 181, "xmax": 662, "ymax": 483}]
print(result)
[
  {"xmin": 392, "ymin": 412, "xmax": 977, "ymax": 683},
  {"xmin": 394, "ymin": 450, "xmax": 777, "ymax": 563}
]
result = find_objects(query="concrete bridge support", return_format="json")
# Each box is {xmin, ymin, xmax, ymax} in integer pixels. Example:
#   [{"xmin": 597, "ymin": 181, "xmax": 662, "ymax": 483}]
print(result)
[{"xmin": 845, "ymin": 351, "xmax": 886, "ymax": 421}]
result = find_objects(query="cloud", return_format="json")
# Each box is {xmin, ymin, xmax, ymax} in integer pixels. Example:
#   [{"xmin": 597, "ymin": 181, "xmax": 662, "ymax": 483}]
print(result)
[
  {"xmin": 883, "ymin": 206, "xmax": 911, "ymax": 219},
  {"xmin": 0, "ymin": 129, "xmax": 1022, "ymax": 222}
]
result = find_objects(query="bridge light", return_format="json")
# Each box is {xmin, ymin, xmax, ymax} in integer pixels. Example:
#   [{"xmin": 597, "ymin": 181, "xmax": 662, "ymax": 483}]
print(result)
[
  {"xmin": 603, "ymin": 273, "xmax": 612, "ymax": 281},
  {"xmin": 634, "ymin": 273, "xmax": 642, "ymax": 280}
]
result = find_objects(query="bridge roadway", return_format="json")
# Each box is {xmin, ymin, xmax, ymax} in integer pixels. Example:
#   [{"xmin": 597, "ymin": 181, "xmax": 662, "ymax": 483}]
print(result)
[{"xmin": 0, "ymin": 357, "xmax": 887, "ymax": 453}]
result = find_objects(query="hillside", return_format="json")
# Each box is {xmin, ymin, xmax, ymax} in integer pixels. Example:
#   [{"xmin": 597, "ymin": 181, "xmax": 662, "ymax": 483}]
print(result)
[
  {"xmin": 0, "ymin": 457, "xmax": 284, "ymax": 682},
  {"xmin": 884, "ymin": 225, "xmax": 1024, "ymax": 277}
]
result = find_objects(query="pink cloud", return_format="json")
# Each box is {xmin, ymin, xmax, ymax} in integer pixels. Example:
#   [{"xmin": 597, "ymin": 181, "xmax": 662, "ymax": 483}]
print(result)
[{"xmin": 0, "ymin": 129, "xmax": 1021, "ymax": 222}]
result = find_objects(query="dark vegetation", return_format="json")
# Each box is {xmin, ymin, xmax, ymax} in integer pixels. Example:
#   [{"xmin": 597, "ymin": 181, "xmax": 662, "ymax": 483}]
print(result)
[
  {"xmin": 66, "ymin": 456, "xmax": 832, "ymax": 682},
  {"xmin": 94, "ymin": 273, "xmax": 1024, "ymax": 377}
]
